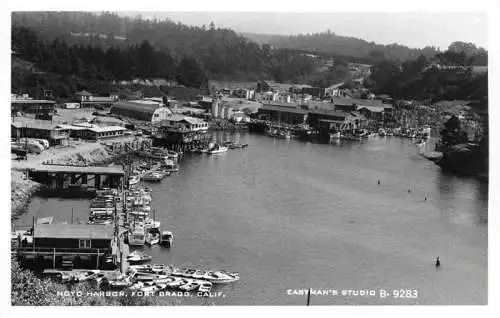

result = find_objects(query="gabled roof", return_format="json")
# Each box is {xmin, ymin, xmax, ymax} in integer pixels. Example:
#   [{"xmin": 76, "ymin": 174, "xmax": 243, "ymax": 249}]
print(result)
[
  {"xmin": 34, "ymin": 224, "xmax": 114, "ymax": 240},
  {"xmin": 75, "ymin": 90, "xmax": 92, "ymax": 96}
]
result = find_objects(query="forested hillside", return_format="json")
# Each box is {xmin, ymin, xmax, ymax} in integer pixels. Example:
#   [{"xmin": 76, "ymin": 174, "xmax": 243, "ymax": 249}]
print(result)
[
  {"xmin": 244, "ymin": 31, "xmax": 488, "ymax": 66},
  {"xmin": 11, "ymin": 12, "xmax": 318, "ymax": 82},
  {"xmin": 365, "ymin": 52, "xmax": 488, "ymax": 108}
]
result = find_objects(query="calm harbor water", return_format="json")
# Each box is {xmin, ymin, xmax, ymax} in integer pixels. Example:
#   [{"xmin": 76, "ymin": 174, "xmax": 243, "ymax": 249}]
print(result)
[{"xmin": 18, "ymin": 133, "xmax": 488, "ymax": 305}]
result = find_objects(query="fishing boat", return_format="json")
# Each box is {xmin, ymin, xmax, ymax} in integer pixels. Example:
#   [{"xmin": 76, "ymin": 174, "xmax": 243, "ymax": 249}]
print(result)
[
  {"xmin": 198, "ymin": 281, "xmax": 213, "ymax": 293},
  {"xmin": 128, "ymin": 224, "xmax": 146, "ymax": 246},
  {"xmin": 127, "ymin": 250, "xmax": 151, "ymax": 263},
  {"xmin": 145, "ymin": 232, "xmax": 160, "ymax": 246},
  {"xmin": 160, "ymin": 231, "xmax": 173, "ymax": 247},
  {"xmin": 207, "ymin": 144, "xmax": 228, "ymax": 154},
  {"xmin": 162, "ymin": 160, "xmax": 179, "ymax": 172}
]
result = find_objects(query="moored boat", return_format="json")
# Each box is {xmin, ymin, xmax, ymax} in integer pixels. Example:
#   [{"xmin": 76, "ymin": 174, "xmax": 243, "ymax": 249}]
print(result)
[
  {"xmin": 207, "ymin": 144, "xmax": 228, "ymax": 154},
  {"xmin": 160, "ymin": 231, "xmax": 173, "ymax": 247}
]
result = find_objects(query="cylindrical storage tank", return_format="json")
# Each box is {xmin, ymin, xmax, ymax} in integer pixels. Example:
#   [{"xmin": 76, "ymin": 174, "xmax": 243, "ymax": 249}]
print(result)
[
  {"xmin": 211, "ymin": 100, "xmax": 219, "ymax": 118},
  {"xmin": 226, "ymin": 107, "xmax": 234, "ymax": 120},
  {"xmin": 220, "ymin": 106, "xmax": 226, "ymax": 119}
]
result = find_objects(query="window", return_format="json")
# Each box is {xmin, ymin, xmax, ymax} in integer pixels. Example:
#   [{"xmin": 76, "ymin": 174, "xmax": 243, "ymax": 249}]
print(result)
[{"xmin": 79, "ymin": 239, "xmax": 91, "ymax": 248}]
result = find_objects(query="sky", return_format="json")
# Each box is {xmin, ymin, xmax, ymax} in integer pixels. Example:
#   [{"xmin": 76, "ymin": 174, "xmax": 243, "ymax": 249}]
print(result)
[{"xmin": 118, "ymin": 12, "xmax": 488, "ymax": 50}]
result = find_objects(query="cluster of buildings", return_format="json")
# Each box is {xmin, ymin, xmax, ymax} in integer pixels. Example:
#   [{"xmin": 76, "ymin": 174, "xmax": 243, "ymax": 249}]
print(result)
[{"xmin": 256, "ymin": 97, "xmax": 394, "ymax": 130}]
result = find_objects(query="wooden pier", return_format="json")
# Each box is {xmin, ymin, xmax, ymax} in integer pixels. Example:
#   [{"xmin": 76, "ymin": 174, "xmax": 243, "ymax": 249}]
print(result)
[{"xmin": 27, "ymin": 165, "xmax": 125, "ymax": 193}]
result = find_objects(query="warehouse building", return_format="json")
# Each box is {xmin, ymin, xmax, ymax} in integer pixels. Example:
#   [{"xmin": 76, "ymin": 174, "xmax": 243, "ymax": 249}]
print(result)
[{"xmin": 110, "ymin": 100, "xmax": 172, "ymax": 123}]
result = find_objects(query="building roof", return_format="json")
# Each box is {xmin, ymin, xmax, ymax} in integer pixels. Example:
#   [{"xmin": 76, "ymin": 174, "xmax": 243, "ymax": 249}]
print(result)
[
  {"xmin": 29, "ymin": 165, "xmax": 124, "ymax": 175},
  {"xmin": 89, "ymin": 125, "xmax": 127, "ymax": 133},
  {"xmin": 164, "ymin": 114, "xmax": 207, "ymax": 125},
  {"xmin": 331, "ymin": 97, "xmax": 383, "ymax": 107},
  {"xmin": 34, "ymin": 224, "xmax": 114, "ymax": 240},
  {"xmin": 358, "ymin": 106, "xmax": 385, "ymax": 113},
  {"xmin": 11, "ymin": 99, "xmax": 56, "ymax": 104},
  {"xmin": 11, "ymin": 119, "xmax": 62, "ymax": 130},
  {"xmin": 110, "ymin": 100, "xmax": 171, "ymax": 120},
  {"xmin": 91, "ymin": 116, "xmax": 125, "ymax": 124},
  {"xmin": 260, "ymin": 104, "xmax": 307, "ymax": 114},
  {"xmin": 310, "ymin": 109, "xmax": 351, "ymax": 117}
]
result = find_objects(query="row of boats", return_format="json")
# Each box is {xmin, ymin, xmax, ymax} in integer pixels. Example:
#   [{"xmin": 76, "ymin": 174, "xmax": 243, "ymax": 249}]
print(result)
[
  {"xmin": 88, "ymin": 189, "xmax": 119, "ymax": 225},
  {"xmin": 107, "ymin": 265, "xmax": 239, "ymax": 293},
  {"xmin": 188, "ymin": 141, "xmax": 249, "ymax": 154},
  {"xmin": 50, "ymin": 264, "xmax": 240, "ymax": 294}
]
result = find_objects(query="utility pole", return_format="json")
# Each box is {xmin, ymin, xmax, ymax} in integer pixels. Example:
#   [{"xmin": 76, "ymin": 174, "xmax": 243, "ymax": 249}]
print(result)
[{"xmin": 306, "ymin": 288, "xmax": 311, "ymax": 306}]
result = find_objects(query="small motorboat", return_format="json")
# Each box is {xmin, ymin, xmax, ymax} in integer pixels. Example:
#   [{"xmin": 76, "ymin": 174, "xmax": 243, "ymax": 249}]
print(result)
[
  {"xmin": 171, "ymin": 267, "xmax": 186, "ymax": 276},
  {"xmin": 159, "ymin": 231, "xmax": 173, "ymax": 247},
  {"xmin": 108, "ymin": 279, "xmax": 132, "ymax": 289},
  {"xmin": 178, "ymin": 279, "xmax": 200, "ymax": 292},
  {"xmin": 154, "ymin": 277, "xmax": 177, "ymax": 285},
  {"xmin": 151, "ymin": 264, "xmax": 166, "ymax": 273},
  {"xmin": 207, "ymin": 144, "xmax": 228, "ymax": 154},
  {"xmin": 136, "ymin": 274, "xmax": 169, "ymax": 281},
  {"xmin": 202, "ymin": 271, "xmax": 240, "ymax": 284},
  {"xmin": 166, "ymin": 277, "xmax": 186, "ymax": 288},
  {"xmin": 142, "ymin": 171, "xmax": 164, "ymax": 182},
  {"xmin": 166, "ymin": 150, "xmax": 179, "ymax": 160},
  {"xmin": 192, "ymin": 270, "xmax": 206, "ymax": 279},
  {"xmin": 129, "ymin": 264, "xmax": 152, "ymax": 272},
  {"xmin": 182, "ymin": 269, "xmax": 197, "ymax": 278},
  {"xmin": 198, "ymin": 281, "xmax": 213, "ymax": 293},
  {"xmin": 127, "ymin": 251, "xmax": 152, "ymax": 264}
]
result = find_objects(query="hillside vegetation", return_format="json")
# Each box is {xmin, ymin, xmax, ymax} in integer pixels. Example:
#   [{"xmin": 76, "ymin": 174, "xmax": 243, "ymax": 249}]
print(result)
[{"xmin": 244, "ymin": 31, "xmax": 488, "ymax": 66}]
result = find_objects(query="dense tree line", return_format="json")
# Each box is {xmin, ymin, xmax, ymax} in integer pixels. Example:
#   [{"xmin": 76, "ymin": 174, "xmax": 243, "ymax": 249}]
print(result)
[
  {"xmin": 11, "ymin": 12, "xmax": 322, "ymax": 83},
  {"xmin": 12, "ymin": 26, "xmax": 206, "ymax": 88},
  {"xmin": 365, "ymin": 52, "xmax": 488, "ymax": 108}
]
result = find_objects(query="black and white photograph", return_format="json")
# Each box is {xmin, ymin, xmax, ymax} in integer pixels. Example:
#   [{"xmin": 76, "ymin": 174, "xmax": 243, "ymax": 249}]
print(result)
[{"xmin": 3, "ymin": 0, "xmax": 497, "ymax": 313}]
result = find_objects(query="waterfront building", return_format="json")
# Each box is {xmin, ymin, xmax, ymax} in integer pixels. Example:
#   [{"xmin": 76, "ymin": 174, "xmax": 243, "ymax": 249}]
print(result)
[
  {"xmin": 153, "ymin": 114, "xmax": 210, "ymax": 148},
  {"xmin": 11, "ymin": 94, "xmax": 56, "ymax": 115},
  {"xmin": 16, "ymin": 223, "xmax": 117, "ymax": 269},
  {"xmin": 56, "ymin": 123, "xmax": 126, "ymax": 140},
  {"xmin": 308, "ymin": 109, "xmax": 367, "ymax": 130},
  {"xmin": 11, "ymin": 119, "xmax": 69, "ymax": 146},
  {"xmin": 27, "ymin": 165, "xmax": 124, "ymax": 192},
  {"xmin": 258, "ymin": 103, "xmax": 308, "ymax": 126},
  {"xmin": 358, "ymin": 106, "xmax": 385, "ymax": 120},
  {"xmin": 110, "ymin": 100, "xmax": 173, "ymax": 123}
]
